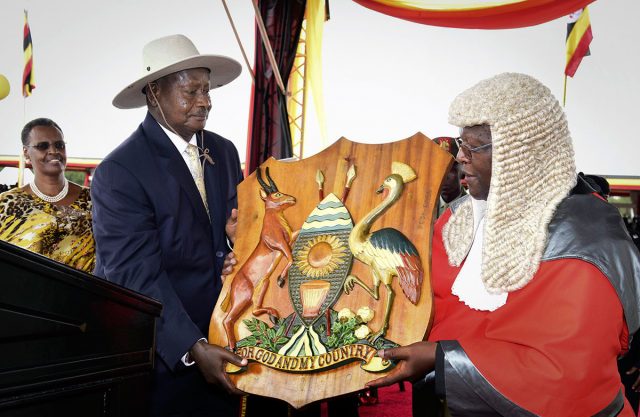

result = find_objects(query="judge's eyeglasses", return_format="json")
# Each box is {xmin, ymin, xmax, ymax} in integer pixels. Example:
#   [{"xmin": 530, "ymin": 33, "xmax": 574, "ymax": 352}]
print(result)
[{"xmin": 454, "ymin": 137, "xmax": 492, "ymax": 160}]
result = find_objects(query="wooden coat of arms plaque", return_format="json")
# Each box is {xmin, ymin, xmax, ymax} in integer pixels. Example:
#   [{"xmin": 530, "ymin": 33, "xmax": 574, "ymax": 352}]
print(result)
[{"xmin": 209, "ymin": 132, "xmax": 452, "ymax": 407}]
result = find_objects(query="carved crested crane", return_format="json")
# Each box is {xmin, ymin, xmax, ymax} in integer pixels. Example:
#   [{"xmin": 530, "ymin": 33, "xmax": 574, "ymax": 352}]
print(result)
[{"xmin": 344, "ymin": 162, "xmax": 424, "ymax": 341}]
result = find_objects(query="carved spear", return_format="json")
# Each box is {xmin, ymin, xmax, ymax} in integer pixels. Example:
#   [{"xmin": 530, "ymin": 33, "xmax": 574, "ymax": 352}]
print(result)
[
  {"xmin": 316, "ymin": 169, "xmax": 325, "ymax": 201},
  {"xmin": 341, "ymin": 165, "xmax": 357, "ymax": 203}
]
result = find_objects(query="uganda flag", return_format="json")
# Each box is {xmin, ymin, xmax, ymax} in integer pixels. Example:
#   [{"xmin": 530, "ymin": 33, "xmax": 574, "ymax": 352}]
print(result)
[
  {"xmin": 22, "ymin": 10, "xmax": 35, "ymax": 97},
  {"xmin": 565, "ymin": 7, "xmax": 592, "ymax": 78}
]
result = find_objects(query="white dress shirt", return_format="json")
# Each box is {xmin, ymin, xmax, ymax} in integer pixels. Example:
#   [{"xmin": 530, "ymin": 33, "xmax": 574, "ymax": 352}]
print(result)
[{"xmin": 159, "ymin": 124, "xmax": 197, "ymax": 174}]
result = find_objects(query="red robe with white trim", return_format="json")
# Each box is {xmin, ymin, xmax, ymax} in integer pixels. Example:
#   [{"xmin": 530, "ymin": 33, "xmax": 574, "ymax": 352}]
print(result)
[{"xmin": 428, "ymin": 209, "xmax": 634, "ymax": 416}]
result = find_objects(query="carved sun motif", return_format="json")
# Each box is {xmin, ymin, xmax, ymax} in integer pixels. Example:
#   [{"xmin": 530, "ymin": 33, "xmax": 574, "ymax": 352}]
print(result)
[{"xmin": 295, "ymin": 234, "xmax": 348, "ymax": 278}]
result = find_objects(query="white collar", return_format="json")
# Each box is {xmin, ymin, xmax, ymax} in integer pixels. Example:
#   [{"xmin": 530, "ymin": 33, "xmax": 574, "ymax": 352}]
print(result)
[
  {"xmin": 471, "ymin": 197, "xmax": 486, "ymax": 232},
  {"xmin": 451, "ymin": 197, "xmax": 508, "ymax": 311},
  {"xmin": 158, "ymin": 123, "xmax": 196, "ymax": 154}
]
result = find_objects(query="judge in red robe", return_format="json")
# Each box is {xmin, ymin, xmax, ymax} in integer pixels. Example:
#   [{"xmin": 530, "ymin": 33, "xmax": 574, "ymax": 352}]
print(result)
[{"xmin": 368, "ymin": 73, "xmax": 640, "ymax": 417}]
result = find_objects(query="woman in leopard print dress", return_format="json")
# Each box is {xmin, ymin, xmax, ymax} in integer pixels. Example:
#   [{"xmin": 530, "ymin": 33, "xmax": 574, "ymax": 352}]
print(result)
[{"xmin": 0, "ymin": 118, "xmax": 94, "ymax": 272}]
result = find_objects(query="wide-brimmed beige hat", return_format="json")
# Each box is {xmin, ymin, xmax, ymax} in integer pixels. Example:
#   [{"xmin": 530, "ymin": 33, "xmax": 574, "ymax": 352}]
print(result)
[{"xmin": 113, "ymin": 34, "xmax": 242, "ymax": 109}]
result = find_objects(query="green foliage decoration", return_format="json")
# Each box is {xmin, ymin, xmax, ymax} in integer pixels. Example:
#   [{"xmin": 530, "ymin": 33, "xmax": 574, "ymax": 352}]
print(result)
[
  {"xmin": 326, "ymin": 316, "xmax": 359, "ymax": 348},
  {"xmin": 236, "ymin": 318, "xmax": 289, "ymax": 352}
]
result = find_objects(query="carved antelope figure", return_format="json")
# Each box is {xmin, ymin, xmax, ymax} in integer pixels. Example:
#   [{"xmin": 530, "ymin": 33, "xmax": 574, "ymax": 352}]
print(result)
[{"xmin": 221, "ymin": 167, "xmax": 297, "ymax": 350}]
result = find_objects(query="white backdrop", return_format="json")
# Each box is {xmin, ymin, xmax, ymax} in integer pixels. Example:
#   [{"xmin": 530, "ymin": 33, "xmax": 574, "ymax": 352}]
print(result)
[{"xmin": 0, "ymin": 0, "xmax": 637, "ymax": 176}]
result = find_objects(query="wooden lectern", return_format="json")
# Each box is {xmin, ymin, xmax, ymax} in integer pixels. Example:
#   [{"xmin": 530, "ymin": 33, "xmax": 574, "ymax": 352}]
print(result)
[{"xmin": 0, "ymin": 241, "xmax": 161, "ymax": 416}]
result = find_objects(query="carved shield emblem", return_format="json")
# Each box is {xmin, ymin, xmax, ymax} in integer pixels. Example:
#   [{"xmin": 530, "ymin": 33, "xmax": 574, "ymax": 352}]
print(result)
[
  {"xmin": 209, "ymin": 133, "xmax": 452, "ymax": 408},
  {"xmin": 289, "ymin": 194, "xmax": 353, "ymax": 326}
]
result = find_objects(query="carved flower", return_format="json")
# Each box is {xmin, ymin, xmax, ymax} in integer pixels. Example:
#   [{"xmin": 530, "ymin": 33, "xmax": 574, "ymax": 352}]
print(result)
[
  {"xmin": 354, "ymin": 324, "xmax": 371, "ymax": 340},
  {"xmin": 338, "ymin": 308, "xmax": 355, "ymax": 322},
  {"xmin": 357, "ymin": 306, "xmax": 375, "ymax": 323}
]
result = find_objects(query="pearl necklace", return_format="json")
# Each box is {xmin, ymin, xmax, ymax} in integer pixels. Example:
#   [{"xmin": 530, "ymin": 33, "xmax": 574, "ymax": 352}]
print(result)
[{"xmin": 30, "ymin": 178, "xmax": 69, "ymax": 203}]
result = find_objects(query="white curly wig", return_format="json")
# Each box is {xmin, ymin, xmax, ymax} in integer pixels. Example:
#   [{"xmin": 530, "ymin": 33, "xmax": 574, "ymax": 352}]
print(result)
[{"xmin": 443, "ymin": 73, "xmax": 576, "ymax": 293}]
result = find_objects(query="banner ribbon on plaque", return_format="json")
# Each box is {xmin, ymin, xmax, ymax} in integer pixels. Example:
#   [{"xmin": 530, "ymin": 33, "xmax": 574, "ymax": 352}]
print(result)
[{"xmin": 228, "ymin": 344, "xmax": 392, "ymax": 373}]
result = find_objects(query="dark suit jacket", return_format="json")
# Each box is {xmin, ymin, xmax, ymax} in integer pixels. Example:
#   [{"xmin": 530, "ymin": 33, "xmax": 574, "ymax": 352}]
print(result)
[{"xmin": 91, "ymin": 112, "xmax": 243, "ymax": 416}]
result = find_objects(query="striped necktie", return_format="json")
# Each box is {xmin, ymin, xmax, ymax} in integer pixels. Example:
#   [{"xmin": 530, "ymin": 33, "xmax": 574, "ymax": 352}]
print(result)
[{"xmin": 185, "ymin": 144, "xmax": 209, "ymax": 215}]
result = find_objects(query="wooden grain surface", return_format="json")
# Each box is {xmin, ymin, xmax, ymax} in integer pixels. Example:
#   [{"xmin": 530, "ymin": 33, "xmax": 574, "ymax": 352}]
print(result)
[{"xmin": 209, "ymin": 132, "xmax": 452, "ymax": 408}]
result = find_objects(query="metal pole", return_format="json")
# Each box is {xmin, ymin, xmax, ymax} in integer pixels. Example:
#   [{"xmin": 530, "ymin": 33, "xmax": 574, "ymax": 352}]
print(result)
[{"xmin": 220, "ymin": 0, "xmax": 255, "ymax": 83}]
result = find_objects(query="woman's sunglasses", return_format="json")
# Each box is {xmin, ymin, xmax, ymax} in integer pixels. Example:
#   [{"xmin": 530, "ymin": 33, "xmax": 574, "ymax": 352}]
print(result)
[{"xmin": 27, "ymin": 141, "xmax": 66, "ymax": 151}]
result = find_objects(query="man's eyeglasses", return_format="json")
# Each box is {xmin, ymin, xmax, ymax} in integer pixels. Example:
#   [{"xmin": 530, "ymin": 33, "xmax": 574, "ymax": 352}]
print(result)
[
  {"xmin": 27, "ymin": 141, "xmax": 66, "ymax": 152},
  {"xmin": 455, "ymin": 137, "xmax": 492, "ymax": 160}
]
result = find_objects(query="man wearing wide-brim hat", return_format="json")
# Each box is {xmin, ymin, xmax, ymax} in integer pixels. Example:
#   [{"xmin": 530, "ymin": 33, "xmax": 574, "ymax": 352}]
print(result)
[{"xmin": 92, "ymin": 34, "xmax": 247, "ymax": 416}]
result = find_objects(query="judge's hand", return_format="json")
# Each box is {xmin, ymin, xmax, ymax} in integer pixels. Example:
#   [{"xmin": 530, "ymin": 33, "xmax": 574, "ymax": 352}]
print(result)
[
  {"xmin": 225, "ymin": 208, "xmax": 238, "ymax": 245},
  {"xmin": 221, "ymin": 252, "xmax": 238, "ymax": 283},
  {"xmin": 190, "ymin": 340, "xmax": 247, "ymax": 395},
  {"xmin": 366, "ymin": 341, "xmax": 438, "ymax": 388}
]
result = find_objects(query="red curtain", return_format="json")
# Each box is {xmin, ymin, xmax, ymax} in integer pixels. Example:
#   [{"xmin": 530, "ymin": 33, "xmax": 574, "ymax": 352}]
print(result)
[
  {"xmin": 246, "ymin": 0, "xmax": 307, "ymax": 174},
  {"xmin": 353, "ymin": 0, "xmax": 596, "ymax": 29}
]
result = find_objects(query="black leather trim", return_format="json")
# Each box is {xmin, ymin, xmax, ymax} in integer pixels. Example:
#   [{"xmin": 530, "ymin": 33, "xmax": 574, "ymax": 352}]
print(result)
[
  {"xmin": 439, "ymin": 341, "xmax": 625, "ymax": 416},
  {"xmin": 592, "ymin": 390, "xmax": 624, "ymax": 417},
  {"xmin": 434, "ymin": 343, "xmax": 445, "ymax": 398},
  {"xmin": 543, "ymin": 193, "xmax": 640, "ymax": 334},
  {"xmin": 439, "ymin": 340, "xmax": 537, "ymax": 416}
]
